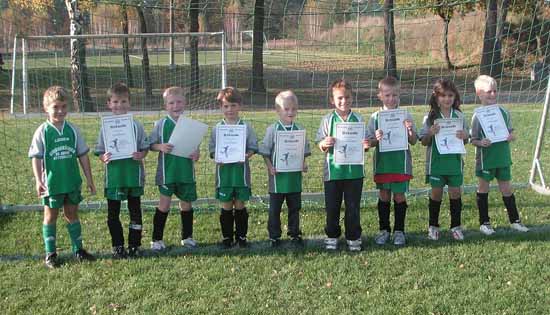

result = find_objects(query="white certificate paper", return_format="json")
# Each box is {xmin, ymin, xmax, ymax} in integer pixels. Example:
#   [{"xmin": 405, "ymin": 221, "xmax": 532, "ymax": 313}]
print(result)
[
  {"xmin": 168, "ymin": 116, "xmax": 208, "ymax": 158},
  {"xmin": 474, "ymin": 105, "xmax": 510, "ymax": 143},
  {"xmin": 434, "ymin": 118, "xmax": 466, "ymax": 154},
  {"xmin": 378, "ymin": 109, "xmax": 408, "ymax": 152},
  {"xmin": 215, "ymin": 125, "xmax": 246, "ymax": 163},
  {"xmin": 275, "ymin": 130, "xmax": 306, "ymax": 172},
  {"xmin": 102, "ymin": 114, "xmax": 136, "ymax": 160},
  {"xmin": 334, "ymin": 122, "xmax": 365, "ymax": 165}
]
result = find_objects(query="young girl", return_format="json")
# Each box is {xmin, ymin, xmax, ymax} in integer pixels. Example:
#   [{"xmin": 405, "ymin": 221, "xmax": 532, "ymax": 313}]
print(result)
[{"xmin": 419, "ymin": 79, "xmax": 469, "ymax": 241}]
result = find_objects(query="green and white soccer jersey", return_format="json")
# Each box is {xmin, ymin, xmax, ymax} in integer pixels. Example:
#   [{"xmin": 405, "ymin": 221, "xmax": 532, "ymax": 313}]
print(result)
[
  {"xmin": 315, "ymin": 111, "xmax": 365, "ymax": 181},
  {"xmin": 28, "ymin": 121, "xmax": 88, "ymax": 196},
  {"xmin": 366, "ymin": 109, "xmax": 415, "ymax": 176},
  {"xmin": 209, "ymin": 119, "xmax": 259, "ymax": 188},
  {"xmin": 95, "ymin": 118, "xmax": 149, "ymax": 189},
  {"xmin": 150, "ymin": 116, "xmax": 196, "ymax": 185},
  {"xmin": 259, "ymin": 121, "xmax": 312, "ymax": 193},
  {"xmin": 470, "ymin": 105, "xmax": 513, "ymax": 171},
  {"xmin": 419, "ymin": 109, "xmax": 468, "ymax": 176}
]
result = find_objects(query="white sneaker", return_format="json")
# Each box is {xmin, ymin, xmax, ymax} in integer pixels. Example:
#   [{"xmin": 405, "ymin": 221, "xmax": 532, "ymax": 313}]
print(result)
[
  {"xmin": 374, "ymin": 230, "xmax": 390, "ymax": 245},
  {"xmin": 346, "ymin": 239, "xmax": 362, "ymax": 252},
  {"xmin": 324, "ymin": 238, "xmax": 338, "ymax": 250},
  {"xmin": 510, "ymin": 222, "xmax": 529, "ymax": 232},
  {"xmin": 393, "ymin": 231, "xmax": 406, "ymax": 246},
  {"xmin": 428, "ymin": 225, "xmax": 440, "ymax": 241},
  {"xmin": 480, "ymin": 224, "xmax": 495, "ymax": 235},
  {"xmin": 150, "ymin": 240, "xmax": 166, "ymax": 251},
  {"xmin": 181, "ymin": 237, "xmax": 197, "ymax": 248},
  {"xmin": 451, "ymin": 226, "xmax": 465, "ymax": 241}
]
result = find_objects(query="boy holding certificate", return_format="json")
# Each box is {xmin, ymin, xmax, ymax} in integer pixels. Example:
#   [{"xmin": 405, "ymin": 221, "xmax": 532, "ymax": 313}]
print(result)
[
  {"xmin": 367, "ymin": 77, "xmax": 417, "ymax": 246},
  {"xmin": 259, "ymin": 90, "xmax": 311, "ymax": 247},
  {"xmin": 95, "ymin": 82, "xmax": 149, "ymax": 258},
  {"xmin": 149, "ymin": 87, "xmax": 201, "ymax": 251},
  {"xmin": 316, "ymin": 79, "xmax": 369, "ymax": 251},
  {"xmin": 29, "ymin": 86, "xmax": 96, "ymax": 268},
  {"xmin": 209, "ymin": 87, "xmax": 258, "ymax": 248},
  {"xmin": 471, "ymin": 75, "xmax": 529, "ymax": 235}
]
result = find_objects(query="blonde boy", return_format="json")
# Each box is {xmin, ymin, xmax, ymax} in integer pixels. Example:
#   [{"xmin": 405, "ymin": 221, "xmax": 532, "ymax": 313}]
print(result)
[
  {"xmin": 471, "ymin": 75, "xmax": 529, "ymax": 235},
  {"xmin": 29, "ymin": 86, "xmax": 96, "ymax": 268}
]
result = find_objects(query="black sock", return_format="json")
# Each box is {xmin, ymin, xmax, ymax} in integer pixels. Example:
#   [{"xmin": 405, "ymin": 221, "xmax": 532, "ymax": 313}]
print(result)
[
  {"xmin": 503, "ymin": 194, "xmax": 520, "ymax": 223},
  {"xmin": 181, "ymin": 209, "xmax": 194, "ymax": 240},
  {"xmin": 450, "ymin": 198, "xmax": 462, "ymax": 228},
  {"xmin": 477, "ymin": 192, "xmax": 490, "ymax": 225},
  {"xmin": 394, "ymin": 201, "xmax": 408, "ymax": 232},
  {"xmin": 234, "ymin": 208, "xmax": 249, "ymax": 240},
  {"xmin": 107, "ymin": 199, "xmax": 124, "ymax": 247},
  {"xmin": 127, "ymin": 196, "xmax": 143, "ymax": 248},
  {"xmin": 377, "ymin": 199, "xmax": 391, "ymax": 232},
  {"xmin": 429, "ymin": 198, "xmax": 442, "ymax": 227},
  {"xmin": 152, "ymin": 208, "xmax": 169, "ymax": 241},
  {"xmin": 219, "ymin": 208, "xmax": 234, "ymax": 241}
]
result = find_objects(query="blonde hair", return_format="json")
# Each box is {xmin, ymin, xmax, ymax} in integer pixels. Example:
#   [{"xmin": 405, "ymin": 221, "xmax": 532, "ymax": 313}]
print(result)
[
  {"xmin": 163, "ymin": 86, "xmax": 187, "ymax": 102},
  {"xmin": 378, "ymin": 76, "xmax": 400, "ymax": 90},
  {"xmin": 43, "ymin": 86, "xmax": 69, "ymax": 109},
  {"xmin": 474, "ymin": 75, "xmax": 497, "ymax": 91},
  {"xmin": 216, "ymin": 86, "xmax": 242, "ymax": 105},
  {"xmin": 274, "ymin": 90, "xmax": 298, "ymax": 110},
  {"xmin": 107, "ymin": 82, "xmax": 130, "ymax": 99}
]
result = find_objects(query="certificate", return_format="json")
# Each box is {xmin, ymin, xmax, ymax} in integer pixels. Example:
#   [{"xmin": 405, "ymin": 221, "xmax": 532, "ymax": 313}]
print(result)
[
  {"xmin": 274, "ymin": 130, "xmax": 306, "ymax": 172},
  {"xmin": 215, "ymin": 124, "xmax": 246, "ymax": 163},
  {"xmin": 474, "ymin": 105, "xmax": 510, "ymax": 143},
  {"xmin": 168, "ymin": 116, "xmax": 208, "ymax": 158},
  {"xmin": 334, "ymin": 122, "xmax": 365, "ymax": 165},
  {"xmin": 434, "ymin": 118, "xmax": 466, "ymax": 154},
  {"xmin": 101, "ymin": 114, "xmax": 136, "ymax": 160},
  {"xmin": 378, "ymin": 109, "xmax": 408, "ymax": 152}
]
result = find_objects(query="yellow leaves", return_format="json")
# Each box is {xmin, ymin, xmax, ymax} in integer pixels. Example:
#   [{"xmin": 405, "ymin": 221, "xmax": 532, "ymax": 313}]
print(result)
[{"xmin": 10, "ymin": 0, "xmax": 96, "ymax": 14}]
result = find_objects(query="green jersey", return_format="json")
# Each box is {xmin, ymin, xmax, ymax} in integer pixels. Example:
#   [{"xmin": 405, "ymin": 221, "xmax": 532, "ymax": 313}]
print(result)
[
  {"xmin": 315, "ymin": 111, "xmax": 365, "ymax": 181},
  {"xmin": 259, "ymin": 121, "xmax": 312, "ymax": 193},
  {"xmin": 150, "ymin": 116, "xmax": 195, "ymax": 185},
  {"xmin": 470, "ymin": 105, "xmax": 513, "ymax": 171},
  {"xmin": 28, "ymin": 121, "xmax": 88, "ymax": 196}
]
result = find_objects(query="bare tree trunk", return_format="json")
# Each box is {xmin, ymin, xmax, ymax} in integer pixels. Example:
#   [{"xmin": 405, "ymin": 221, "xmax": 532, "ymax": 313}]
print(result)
[
  {"xmin": 190, "ymin": 0, "xmax": 200, "ymax": 96},
  {"xmin": 442, "ymin": 18, "xmax": 454, "ymax": 69},
  {"xmin": 383, "ymin": 0, "xmax": 397, "ymax": 78},
  {"xmin": 136, "ymin": 6, "xmax": 153, "ymax": 99},
  {"xmin": 120, "ymin": 3, "xmax": 134, "ymax": 87},
  {"xmin": 480, "ymin": 0, "xmax": 502, "ymax": 76},
  {"xmin": 250, "ymin": 0, "xmax": 266, "ymax": 92}
]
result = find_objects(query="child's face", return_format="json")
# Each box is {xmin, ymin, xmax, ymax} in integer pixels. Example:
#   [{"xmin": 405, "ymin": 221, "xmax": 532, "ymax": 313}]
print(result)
[
  {"xmin": 331, "ymin": 87, "xmax": 352, "ymax": 116},
  {"xmin": 44, "ymin": 100, "xmax": 68, "ymax": 125},
  {"xmin": 276, "ymin": 103, "xmax": 298, "ymax": 125},
  {"xmin": 437, "ymin": 90, "xmax": 456, "ymax": 111},
  {"xmin": 476, "ymin": 83, "xmax": 497, "ymax": 105},
  {"xmin": 220, "ymin": 99, "xmax": 241, "ymax": 121},
  {"xmin": 107, "ymin": 94, "xmax": 131, "ymax": 115},
  {"xmin": 378, "ymin": 85, "xmax": 400, "ymax": 109},
  {"xmin": 165, "ymin": 94, "xmax": 186, "ymax": 118}
]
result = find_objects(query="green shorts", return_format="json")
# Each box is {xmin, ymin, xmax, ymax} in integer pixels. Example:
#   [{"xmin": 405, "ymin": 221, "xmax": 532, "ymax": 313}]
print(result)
[
  {"xmin": 476, "ymin": 167, "xmax": 511, "ymax": 182},
  {"xmin": 104, "ymin": 187, "xmax": 144, "ymax": 201},
  {"xmin": 159, "ymin": 183, "xmax": 197, "ymax": 202},
  {"xmin": 42, "ymin": 190, "xmax": 82, "ymax": 209},
  {"xmin": 426, "ymin": 175, "xmax": 463, "ymax": 188},
  {"xmin": 216, "ymin": 187, "xmax": 251, "ymax": 202},
  {"xmin": 376, "ymin": 181, "xmax": 409, "ymax": 193}
]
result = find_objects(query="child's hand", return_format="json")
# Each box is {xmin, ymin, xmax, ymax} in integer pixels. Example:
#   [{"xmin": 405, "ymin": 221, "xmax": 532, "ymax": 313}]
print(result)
[
  {"xmin": 404, "ymin": 119, "xmax": 414, "ymax": 135},
  {"xmin": 456, "ymin": 130, "xmax": 467, "ymax": 140},
  {"xmin": 268, "ymin": 165, "xmax": 277, "ymax": 176},
  {"xmin": 35, "ymin": 180, "xmax": 46, "ymax": 197},
  {"xmin": 87, "ymin": 180, "xmax": 96, "ymax": 195},
  {"xmin": 245, "ymin": 151, "xmax": 254, "ymax": 160},
  {"xmin": 507, "ymin": 133, "xmax": 515, "ymax": 142},
  {"xmin": 480, "ymin": 138, "xmax": 492, "ymax": 147},
  {"xmin": 100, "ymin": 152, "xmax": 112, "ymax": 164},
  {"xmin": 322, "ymin": 136, "xmax": 335, "ymax": 149},
  {"xmin": 132, "ymin": 151, "xmax": 146, "ymax": 161},
  {"xmin": 429, "ymin": 124, "xmax": 440, "ymax": 136},
  {"xmin": 303, "ymin": 162, "xmax": 308, "ymax": 173},
  {"xmin": 189, "ymin": 149, "xmax": 200, "ymax": 161},
  {"xmin": 362, "ymin": 139, "xmax": 370, "ymax": 151},
  {"xmin": 375, "ymin": 129, "xmax": 384, "ymax": 141},
  {"xmin": 159, "ymin": 143, "xmax": 174, "ymax": 153}
]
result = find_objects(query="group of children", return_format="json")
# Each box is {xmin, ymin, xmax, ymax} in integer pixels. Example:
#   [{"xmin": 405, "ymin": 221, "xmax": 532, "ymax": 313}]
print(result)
[{"xmin": 29, "ymin": 75, "xmax": 529, "ymax": 268}]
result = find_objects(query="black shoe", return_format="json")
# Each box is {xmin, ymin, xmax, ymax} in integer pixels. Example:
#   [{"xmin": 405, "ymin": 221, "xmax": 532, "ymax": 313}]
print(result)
[
  {"xmin": 237, "ymin": 237, "xmax": 248, "ymax": 248},
  {"xmin": 270, "ymin": 238, "xmax": 282, "ymax": 248},
  {"xmin": 112, "ymin": 246, "xmax": 127, "ymax": 259},
  {"xmin": 221, "ymin": 238, "xmax": 233, "ymax": 249},
  {"xmin": 74, "ymin": 249, "xmax": 96, "ymax": 262},
  {"xmin": 44, "ymin": 252, "xmax": 59, "ymax": 269},
  {"xmin": 291, "ymin": 236, "xmax": 305, "ymax": 247},
  {"xmin": 128, "ymin": 247, "xmax": 141, "ymax": 258}
]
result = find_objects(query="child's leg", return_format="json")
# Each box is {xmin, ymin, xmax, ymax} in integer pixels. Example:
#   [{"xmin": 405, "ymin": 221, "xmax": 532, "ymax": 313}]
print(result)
[
  {"xmin": 127, "ymin": 196, "xmax": 143, "ymax": 248},
  {"xmin": 323, "ymin": 180, "xmax": 344, "ymax": 238},
  {"xmin": 286, "ymin": 192, "xmax": 302, "ymax": 239},
  {"xmin": 393, "ymin": 193, "xmax": 407, "ymax": 232},
  {"xmin": 220, "ymin": 201, "xmax": 234, "ymax": 243},
  {"xmin": 477, "ymin": 178, "xmax": 491, "ymax": 225},
  {"xmin": 179, "ymin": 201, "xmax": 193, "ymax": 240},
  {"xmin": 429, "ymin": 187, "xmax": 444, "ymax": 227},
  {"xmin": 234, "ymin": 199, "xmax": 249, "ymax": 242},
  {"xmin": 268, "ymin": 193, "xmax": 284, "ymax": 240},
  {"xmin": 152, "ymin": 195, "xmax": 171, "ymax": 242},
  {"xmin": 43, "ymin": 206, "xmax": 59, "ymax": 254},
  {"xmin": 448, "ymin": 187, "xmax": 462, "ymax": 228},
  {"xmin": 342, "ymin": 178, "xmax": 363, "ymax": 241},
  {"xmin": 498, "ymin": 180, "xmax": 520, "ymax": 223},
  {"xmin": 63, "ymin": 203, "xmax": 84, "ymax": 253},
  {"xmin": 107, "ymin": 199, "xmax": 124, "ymax": 248},
  {"xmin": 378, "ymin": 189, "xmax": 391, "ymax": 232}
]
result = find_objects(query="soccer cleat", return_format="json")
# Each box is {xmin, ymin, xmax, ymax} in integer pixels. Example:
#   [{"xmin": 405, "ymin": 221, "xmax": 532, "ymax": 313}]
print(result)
[
  {"xmin": 181, "ymin": 237, "xmax": 198, "ymax": 248},
  {"xmin": 428, "ymin": 225, "xmax": 440, "ymax": 241},
  {"xmin": 221, "ymin": 238, "xmax": 233, "ymax": 249},
  {"xmin": 74, "ymin": 249, "xmax": 96, "ymax": 262},
  {"xmin": 374, "ymin": 230, "xmax": 390, "ymax": 245},
  {"xmin": 112, "ymin": 246, "xmax": 127, "ymax": 259},
  {"xmin": 270, "ymin": 238, "xmax": 282, "ymax": 248},
  {"xmin": 479, "ymin": 224, "xmax": 496, "ymax": 236},
  {"xmin": 451, "ymin": 226, "xmax": 465, "ymax": 241},
  {"xmin": 150, "ymin": 240, "xmax": 166, "ymax": 252},
  {"xmin": 324, "ymin": 238, "xmax": 338, "ymax": 250},
  {"xmin": 237, "ymin": 236, "xmax": 248, "ymax": 248},
  {"xmin": 393, "ymin": 231, "xmax": 406, "ymax": 246},
  {"xmin": 346, "ymin": 239, "xmax": 362, "ymax": 252},
  {"xmin": 44, "ymin": 252, "xmax": 59, "ymax": 269},
  {"xmin": 291, "ymin": 236, "xmax": 305, "ymax": 247},
  {"xmin": 510, "ymin": 222, "xmax": 529, "ymax": 232},
  {"xmin": 127, "ymin": 247, "xmax": 141, "ymax": 258}
]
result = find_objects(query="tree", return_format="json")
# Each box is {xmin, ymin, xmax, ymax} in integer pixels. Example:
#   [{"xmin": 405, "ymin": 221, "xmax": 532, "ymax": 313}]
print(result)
[
  {"xmin": 189, "ymin": 0, "xmax": 200, "ymax": 95},
  {"xmin": 250, "ymin": 0, "xmax": 265, "ymax": 92},
  {"xmin": 136, "ymin": 4, "xmax": 153, "ymax": 99},
  {"xmin": 119, "ymin": 2, "xmax": 134, "ymax": 87},
  {"xmin": 384, "ymin": 0, "xmax": 397, "ymax": 78}
]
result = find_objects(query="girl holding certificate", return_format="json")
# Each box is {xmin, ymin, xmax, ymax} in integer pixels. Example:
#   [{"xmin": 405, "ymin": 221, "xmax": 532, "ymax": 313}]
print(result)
[{"xmin": 419, "ymin": 79, "xmax": 469, "ymax": 241}]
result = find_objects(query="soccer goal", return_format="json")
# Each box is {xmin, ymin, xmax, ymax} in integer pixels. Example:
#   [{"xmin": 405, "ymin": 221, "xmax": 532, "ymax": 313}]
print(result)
[{"xmin": 529, "ymin": 78, "xmax": 550, "ymax": 195}]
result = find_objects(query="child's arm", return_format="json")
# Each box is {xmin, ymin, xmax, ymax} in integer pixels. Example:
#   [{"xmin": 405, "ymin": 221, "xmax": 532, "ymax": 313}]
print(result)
[
  {"xmin": 405, "ymin": 116, "xmax": 417, "ymax": 145},
  {"xmin": 419, "ymin": 115, "xmax": 437, "ymax": 146},
  {"xmin": 78, "ymin": 154, "xmax": 96, "ymax": 195},
  {"xmin": 31, "ymin": 158, "xmax": 46, "ymax": 197},
  {"xmin": 315, "ymin": 117, "xmax": 334, "ymax": 152},
  {"xmin": 133, "ymin": 121, "xmax": 149, "ymax": 160},
  {"xmin": 263, "ymin": 156, "xmax": 276, "ymax": 176},
  {"xmin": 245, "ymin": 122, "xmax": 259, "ymax": 160}
]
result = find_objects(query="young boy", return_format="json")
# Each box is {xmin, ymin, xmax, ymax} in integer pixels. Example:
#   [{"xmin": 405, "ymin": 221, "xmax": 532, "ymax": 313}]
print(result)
[
  {"xmin": 471, "ymin": 75, "xmax": 529, "ymax": 235},
  {"xmin": 149, "ymin": 87, "xmax": 200, "ymax": 251},
  {"xmin": 29, "ymin": 86, "xmax": 96, "ymax": 268},
  {"xmin": 209, "ymin": 87, "xmax": 258, "ymax": 248},
  {"xmin": 259, "ymin": 90, "xmax": 311, "ymax": 247},
  {"xmin": 367, "ymin": 77, "xmax": 417, "ymax": 246},
  {"xmin": 95, "ymin": 82, "xmax": 149, "ymax": 258},
  {"xmin": 315, "ymin": 79, "xmax": 369, "ymax": 251}
]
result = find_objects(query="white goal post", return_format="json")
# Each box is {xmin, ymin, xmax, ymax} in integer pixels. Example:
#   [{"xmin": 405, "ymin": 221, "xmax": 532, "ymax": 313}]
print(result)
[{"xmin": 529, "ymin": 77, "xmax": 550, "ymax": 195}]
